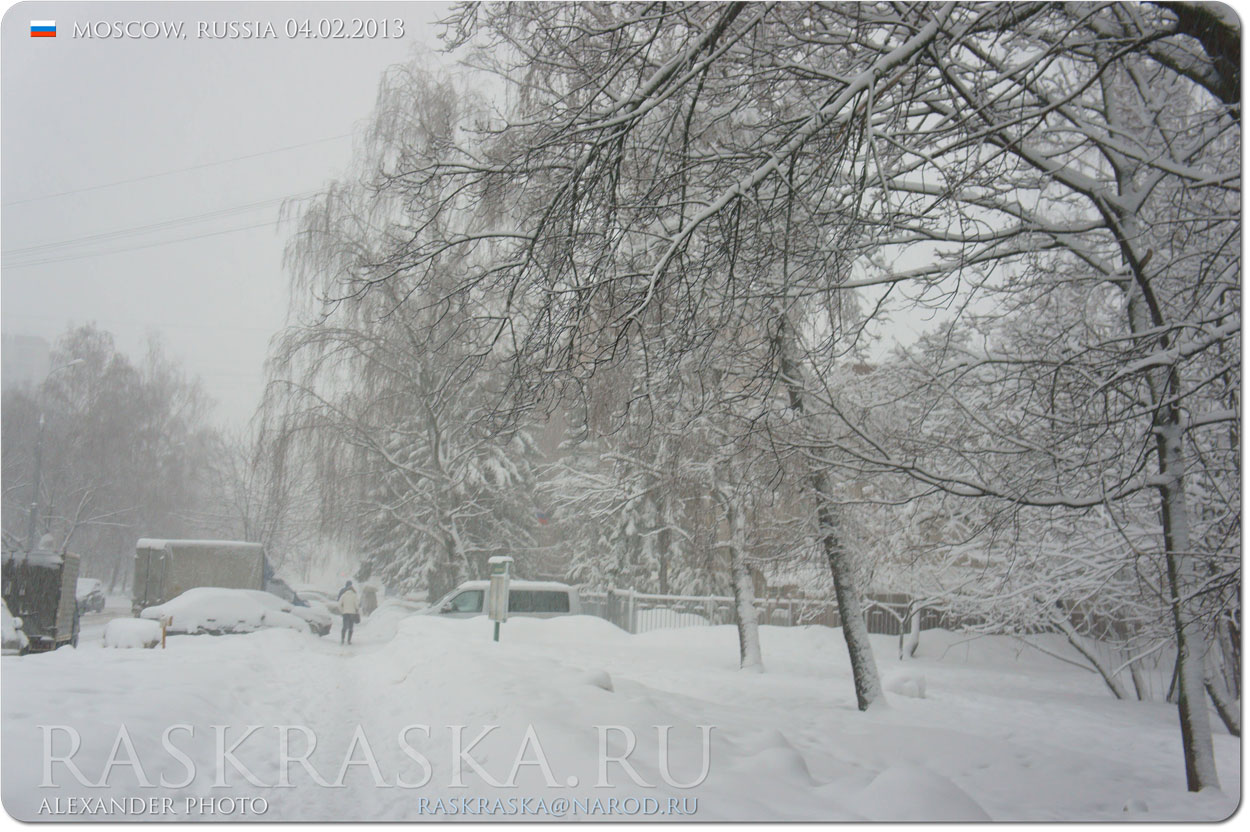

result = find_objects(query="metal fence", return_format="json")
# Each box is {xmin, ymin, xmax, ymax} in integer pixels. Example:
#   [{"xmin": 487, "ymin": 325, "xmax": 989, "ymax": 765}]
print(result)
[
  {"xmin": 580, "ymin": 588, "xmax": 961, "ymax": 636},
  {"xmin": 577, "ymin": 588, "xmax": 1185, "ymax": 703}
]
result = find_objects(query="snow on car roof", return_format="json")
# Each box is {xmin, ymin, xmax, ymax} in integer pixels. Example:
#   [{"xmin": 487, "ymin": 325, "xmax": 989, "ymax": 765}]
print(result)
[
  {"xmin": 453, "ymin": 580, "xmax": 575, "ymax": 592},
  {"xmin": 135, "ymin": 538, "xmax": 265, "ymax": 551},
  {"xmin": 138, "ymin": 586, "xmax": 311, "ymax": 635}
]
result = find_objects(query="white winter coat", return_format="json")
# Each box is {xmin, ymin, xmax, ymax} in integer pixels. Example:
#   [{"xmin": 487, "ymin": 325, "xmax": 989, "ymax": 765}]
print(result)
[{"xmin": 340, "ymin": 588, "xmax": 360, "ymax": 615}]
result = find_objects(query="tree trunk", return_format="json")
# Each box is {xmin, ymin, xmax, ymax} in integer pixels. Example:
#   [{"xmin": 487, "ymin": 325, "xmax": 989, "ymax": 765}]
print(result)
[
  {"xmin": 1121, "ymin": 240, "xmax": 1220, "ymax": 792},
  {"xmin": 1215, "ymin": 612, "xmax": 1240, "ymax": 699},
  {"xmin": 1129, "ymin": 661, "xmax": 1150, "ymax": 702},
  {"xmin": 900, "ymin": 604, "xmax": 922, "ymax": 660},
  {"xmin": 813, "ymin": 470, "xmax": 882, "ymax": 709},
  {"xmin": 774, "ymin": 313, "xmax": 882, "ymax": 709},
  {"xmin": 657, "ymin": 517, "xmax": 671, "ymax": 596},
  {"xmin": 1166, "ymin": 654, "xmax": 1180, "ymax": 704},
  {"xmin": 1055, "ymin": 617, "xmax": 1129, "ymax": 700},
  {"xmin": 1156, "ymin": 422, "xmax": 1220, "ymax": 791},
  {"xmin": 727, "ymin": 499, "xmax": 763, "ymax": 672},
  {"xmin": 1204, "ymin": 661, "xmax": 1241, "ymax": 738},
  {"xmin": 108, "ymin": 556, "xmax": 124, "ymax": 594}
]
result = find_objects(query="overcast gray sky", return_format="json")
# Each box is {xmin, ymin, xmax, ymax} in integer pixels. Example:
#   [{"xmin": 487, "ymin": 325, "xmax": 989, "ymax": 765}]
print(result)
[
  {"xmin": 2, "ymin": 0, "xmax": 951, "ymax": 433},
  {"xmin": 2, "ymin": 1, "xmax": 453, "ymax": 427}
]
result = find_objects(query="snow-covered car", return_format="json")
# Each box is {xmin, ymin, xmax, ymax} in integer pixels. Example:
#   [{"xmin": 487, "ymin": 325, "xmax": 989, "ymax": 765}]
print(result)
[
  {"xmin": 243, "ymin": 589, "xmax": 333, "ymax": 636},
  {"xmin": 380, "ymin": 595, "xmax": 427, "ymax": 614},
  {"xmin": 265, "ymin": 576, "xmax": 300, "ymax": 604},
  {"xmin": 2, "ymin": 599, "xmax": 30, "ymax": 655},
  {"xmin": 75, "ymin": 578, "xmax": 107, "ymax": 613},
  {"xmin": 294, "ymin": 588, "xmax": 341, "ymax": 615},
  {"xmin": 263, "ymin": 579, "xmax": 333, "ymax": 635},
  {"xmin": 278, "ymin": 595, "xmax": 333, "ymax": 637},
  {"xmin": 139, "ymin": 587, "xmax": 311, "ymax": 636},
  {"xmin": 429, "ymin": 580, "xmax": 582, "ymax": 619}
]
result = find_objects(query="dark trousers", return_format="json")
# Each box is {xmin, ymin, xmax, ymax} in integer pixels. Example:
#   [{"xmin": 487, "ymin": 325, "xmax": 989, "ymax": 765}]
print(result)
[{"xmin": 341, "ymin": 613, "xmax": 356, "ymax": 643}]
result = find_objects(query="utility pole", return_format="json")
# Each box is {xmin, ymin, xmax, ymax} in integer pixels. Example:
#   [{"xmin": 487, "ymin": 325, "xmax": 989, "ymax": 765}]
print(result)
[
  {"xmin": 24, "ymin": 413, "xmax": 47, "ymax": 552},
  {"xmin": 23, "ymin": 358, "xmax": 84, "ymax": 552}
]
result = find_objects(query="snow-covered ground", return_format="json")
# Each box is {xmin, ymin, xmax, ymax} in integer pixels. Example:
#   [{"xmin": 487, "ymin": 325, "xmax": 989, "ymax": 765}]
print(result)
[
  {"xmin": 75, "ymin": 595, "xmax": 136, "ymax": 647},
  {"xmin": 1, "ymin": 608, "xmax": 1239, "ymax": 821}
]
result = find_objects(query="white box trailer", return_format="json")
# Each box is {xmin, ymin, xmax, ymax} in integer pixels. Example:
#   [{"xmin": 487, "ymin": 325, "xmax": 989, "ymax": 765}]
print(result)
[{"xmin": 132, "ymin": 539, "xmax": 266, "ymax": 615}]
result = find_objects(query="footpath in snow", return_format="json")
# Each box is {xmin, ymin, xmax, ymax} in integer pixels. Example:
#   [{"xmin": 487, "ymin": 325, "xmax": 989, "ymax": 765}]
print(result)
[{"xmin": 1, "ymin": 606, "xmax": 1240, "ymax": 821}]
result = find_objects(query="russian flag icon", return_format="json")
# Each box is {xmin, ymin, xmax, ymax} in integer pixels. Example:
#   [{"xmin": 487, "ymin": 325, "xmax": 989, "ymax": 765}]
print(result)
[{"xmin": 30, "ymin": 20, "xmax": 56, "ymax": 37}]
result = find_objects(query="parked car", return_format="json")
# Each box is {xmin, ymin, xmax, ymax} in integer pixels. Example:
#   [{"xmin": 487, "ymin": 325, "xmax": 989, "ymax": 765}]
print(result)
[
  {"xmin": 293, "ymin": 587, "xmax": 340, "ymax": 615},
  {"xmin": 2, "ymin": 599, "xmax": 29, "ymax": 656},
  {"xmin": 139, "ymin": 587, "xmax": 311, "ymax": 636},
  {"xmin": 258, "ymin": 578, "xmax": 334, "ymax": 635},
  {"xmin": 380, "ymin": 595, "xmax": 427, "ymax": 614},
  {"xmin": 265, "ymin": 576, "xmax": 300, "ymax": 604},
  {"xmin": 76, "ymin": 578, "xmax": 107, "ymax": 613},
  {"xmin": 429, "ymin": 580, "xmax": 582, "ymax": 619},
  {"xmin": 260, "ymin": 593, "xmax": 333, "ymax": 637}
]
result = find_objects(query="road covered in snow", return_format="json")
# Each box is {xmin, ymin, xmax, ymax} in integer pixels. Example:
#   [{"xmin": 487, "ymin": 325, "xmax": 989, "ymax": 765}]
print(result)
[{"xmin": 2, "ymin": 606, "xmax": 1240, "ymax": 822}]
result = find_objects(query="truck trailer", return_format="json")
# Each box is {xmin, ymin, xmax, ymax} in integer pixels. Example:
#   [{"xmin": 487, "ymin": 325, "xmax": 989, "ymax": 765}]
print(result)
[
  {"xmin": 1, "ymin": 548, "xmax": 80, "ymax": 652},
  {"xmin": 132, "ymin": 539, "xmax": 267, "ymax": 615}
]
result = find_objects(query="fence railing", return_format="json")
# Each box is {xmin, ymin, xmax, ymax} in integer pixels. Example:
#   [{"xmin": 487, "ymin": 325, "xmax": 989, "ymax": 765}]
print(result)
[
  {"xmin": 576, "ymin": 589, "xmax": 1181, "ymax": 703},
  {"xmin": 580, "ymin": 588, "xmax": 962, "ymax": 636}
]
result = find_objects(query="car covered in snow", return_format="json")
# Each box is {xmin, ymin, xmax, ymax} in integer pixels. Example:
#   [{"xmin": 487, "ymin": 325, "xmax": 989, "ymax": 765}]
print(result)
[
  {"xmin": 277, "ymin": 595, "xmax": 333, "ymax": 636},
  {"xmin": 291, "ymin": 586, "xmax": 341, "ymax": 615},
  {"xmin": 76, "ymin": 578, "xmax": 107, "ymax": 613},
  {"xmin": 379, "ymin": 595, "xmax": 427, "ymax": 614},
  {"xmin": 264, "ymin": 579, "xmax": 334, "ymax": 635},
  {"xmin": 139, "ymin": 587, "xmax": 315, "ymax": 637},
  {"xmin": 264, "ymin": 576, "xmax": 301, "ymax": 604},
  {"xmin": 429, "ymin": 580, "xmax": 582, "ymax": 619},
  {"xmin": 3, "ymin": 599, "xmax": 30, "ymax": 655}
]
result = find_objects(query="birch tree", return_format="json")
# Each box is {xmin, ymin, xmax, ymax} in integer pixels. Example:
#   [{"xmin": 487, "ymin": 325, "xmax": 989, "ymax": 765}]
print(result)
[{"xmin": 261, "ymin": 75, "xmax": 544, "ymax": 599}]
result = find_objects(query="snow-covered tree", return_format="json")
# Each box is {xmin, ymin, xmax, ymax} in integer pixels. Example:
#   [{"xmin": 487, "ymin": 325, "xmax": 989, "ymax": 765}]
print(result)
[
  {"xmin": 1, "ymin": 325, "xmax": 221, "ymax": 588},
  {"xmin": 258, "ymin": 74, "xmax": 545, "ymax": 600}
]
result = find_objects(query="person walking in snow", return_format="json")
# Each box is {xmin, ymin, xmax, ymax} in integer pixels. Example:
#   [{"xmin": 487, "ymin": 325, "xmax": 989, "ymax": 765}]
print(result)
[{"xmin": 338, "ymin": 580, "xmax": 360, "ymax": 645}]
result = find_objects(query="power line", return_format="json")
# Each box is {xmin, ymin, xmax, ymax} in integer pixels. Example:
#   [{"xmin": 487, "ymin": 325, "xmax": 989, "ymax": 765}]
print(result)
[
  {"xmin": 2, "ymin": 312, "xmax": 278, "ymax": 334},
  {"xmin": 2, "ymin": 134, "xmax": 352, "ymax": 207},
  {"xmin": 4, "ymin": 191, "xmax": 319, "ymax": 259},
  {"xmin": 1, "ymin": 219, "xmax": 290, "ymax": 269}
]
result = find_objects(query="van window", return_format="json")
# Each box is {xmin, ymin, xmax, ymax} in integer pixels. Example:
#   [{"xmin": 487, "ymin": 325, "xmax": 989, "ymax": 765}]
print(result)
[
  {"xmin": 509, "ymin": 590, "xmax": 570, "ymax": 613},
  {"xmin": 447, "ymin": 590, "xmax": 483, "ymax": 613}
]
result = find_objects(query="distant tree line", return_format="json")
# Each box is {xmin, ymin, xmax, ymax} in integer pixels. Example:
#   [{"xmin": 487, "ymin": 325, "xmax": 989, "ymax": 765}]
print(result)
[{"xmin": 1, "ymin": 324, "xmax": 330, "ymax": 589}]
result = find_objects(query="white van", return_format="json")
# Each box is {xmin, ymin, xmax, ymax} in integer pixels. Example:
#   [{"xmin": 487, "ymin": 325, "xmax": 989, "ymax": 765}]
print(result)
[{"xmin": 430, "ymin": 580, "xmax": 581, "ymax": 619}]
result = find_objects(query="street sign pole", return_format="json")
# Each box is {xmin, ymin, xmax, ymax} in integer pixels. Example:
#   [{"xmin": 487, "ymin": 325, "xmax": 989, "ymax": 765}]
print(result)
[{"xmin": 486, "ymin": 555, "xmax": 513, "ymax": 642}]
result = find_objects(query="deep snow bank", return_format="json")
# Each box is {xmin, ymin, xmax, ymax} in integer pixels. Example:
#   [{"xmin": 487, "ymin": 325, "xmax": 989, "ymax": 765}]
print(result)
[{"xmin": 1, "ymin": 612, "xmax": 1238, "ymax": 821}]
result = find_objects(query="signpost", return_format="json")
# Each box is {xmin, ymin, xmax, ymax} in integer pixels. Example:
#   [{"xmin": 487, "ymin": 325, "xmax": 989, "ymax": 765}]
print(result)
[{"xmin": 486, "ymin": 556, "xmax": 513, "ymax": 642}]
